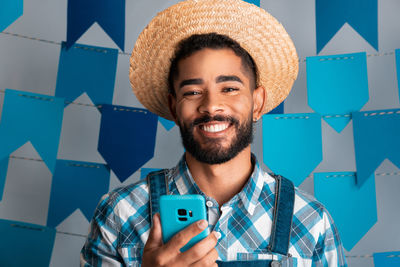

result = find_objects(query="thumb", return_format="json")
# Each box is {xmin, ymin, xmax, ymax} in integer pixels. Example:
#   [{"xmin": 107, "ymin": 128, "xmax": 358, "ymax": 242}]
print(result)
[{"xmin": 144, "ymin": 213, "xmax": 163, "ymax": 250}]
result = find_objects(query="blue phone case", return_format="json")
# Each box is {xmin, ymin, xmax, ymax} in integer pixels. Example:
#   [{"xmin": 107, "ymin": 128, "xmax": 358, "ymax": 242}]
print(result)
[{"xmin": 159, "ymin": 194, "xmax": 209, "ymax": 252}]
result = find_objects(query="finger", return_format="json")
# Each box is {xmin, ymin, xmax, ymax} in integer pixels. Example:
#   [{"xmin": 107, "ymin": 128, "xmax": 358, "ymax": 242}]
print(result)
[
  {"xmin": 144, "ymin": 213, "xmax": 163, "ymax": 250},
  {"xmin": 181, "ymin": 231, "xmax": 220, "ymax": 264},
  {"xmin": 190, "ymin": 248, "xmax": 219, "ymax": 267},
  {"xmin": 164, "ymin": 219, "xmax": 208, "ymax": 254}
]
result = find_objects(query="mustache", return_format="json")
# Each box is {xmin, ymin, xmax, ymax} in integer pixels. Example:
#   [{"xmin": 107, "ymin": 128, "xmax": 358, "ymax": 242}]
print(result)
[{"xmin": 191, "ymin": 115, "xmax": 239, "ymax": 127}]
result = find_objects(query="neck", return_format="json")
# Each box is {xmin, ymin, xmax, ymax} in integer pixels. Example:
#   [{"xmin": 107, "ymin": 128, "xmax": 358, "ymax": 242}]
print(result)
[{"xmin": 185, "ymin": 146, "xmax": 254, "ymax": 206}]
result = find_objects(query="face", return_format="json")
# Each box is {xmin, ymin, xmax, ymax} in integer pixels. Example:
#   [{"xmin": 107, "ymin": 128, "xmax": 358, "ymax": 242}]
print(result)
[{"xmin": 169, "ymin": 48, "xmax": 265, "ymax": 164}]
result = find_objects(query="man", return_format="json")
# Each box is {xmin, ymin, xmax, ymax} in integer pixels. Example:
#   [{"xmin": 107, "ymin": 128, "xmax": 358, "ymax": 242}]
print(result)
[{"xmin": 81, "ymin": 0, "xmax": 347, "ymax": 266}]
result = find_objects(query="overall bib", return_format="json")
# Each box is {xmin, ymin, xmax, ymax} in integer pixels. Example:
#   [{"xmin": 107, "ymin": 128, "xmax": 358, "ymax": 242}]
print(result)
[{"xmin": 147, "ymin": 173, "xmax": 295, "ymax": 267}]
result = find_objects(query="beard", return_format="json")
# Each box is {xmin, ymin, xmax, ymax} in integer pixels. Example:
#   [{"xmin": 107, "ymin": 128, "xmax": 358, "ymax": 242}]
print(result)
[{"xmin": 178, "ymin": 113, "xmax": 254, "ymax": 164}]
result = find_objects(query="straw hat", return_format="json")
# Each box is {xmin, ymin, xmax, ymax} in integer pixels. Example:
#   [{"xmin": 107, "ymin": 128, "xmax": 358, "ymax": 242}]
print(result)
[{"xmin": 129, "ymin": 0, "xmax": 298, "ymax": 120}]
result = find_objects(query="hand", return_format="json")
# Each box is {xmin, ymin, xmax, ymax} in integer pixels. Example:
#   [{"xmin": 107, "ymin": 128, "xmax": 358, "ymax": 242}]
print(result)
[{"xmin": 142, "ymin": 213, "xmax": 220, "ymax": 267}]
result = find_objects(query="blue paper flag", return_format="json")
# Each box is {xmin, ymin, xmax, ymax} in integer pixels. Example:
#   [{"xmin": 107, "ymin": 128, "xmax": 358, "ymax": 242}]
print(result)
[
  {"xmin": 244, "ymin": 0, "xmax": 260, "ymax": 6},
  {"xmin": 0, "ymin": 157, "xmax": 9, "ymax": 201},
  {"xmin": 0, "ymin": 89, "xmax": 64, "ymax": 173},
  {"xmin": 373, "ymin": 251, "xmax": 400, "ymax": 267},
  {"xmin": 55, "ymin": 42, "xmax": 118, "ymax": 107},
  {"xmin": 396, "ymin": 49, "xmax": 400, "ymax": 100},
  {"xmin": 98, "ymin": 105, "xmax": 158, "ymax": 182},
  {"xmin": 67, "ymin": 0, "xmax": 125, "ymax": 51},
  {"xmin": 352, "ymin": 109, "xmax": 400, "ymax": 187},
  {"xmin": 315, "ymin": 0, "xmax": 378, "ymax": 53},
  {"xmin": 307, "ymin": 52, "xmax": 369, "ymax": 133},
  {"xmin": 268, "ymin": 102, "xmax": 284, "ymax": 115},
  {"xmin": 0, "ymin": 219, "xmax": 56, "ymax": 267},
  {"xmin": 0, "ymin": 0, "xmax": 23, "ymax": 32},
  {"xmin": 47, "ymin": 160, "xmax": 110, "ymax": 227},
  {"xmin": 159, "ymin": 117, "xmax": 175, "ymax": 131},
  {"xmin": 314, "ymin": 172, "xmax": 377, "ymax": 250},
  {"xmin": 140, "ymin": 168, "xmax": 162, "ymax": 180},
  {"xmin": 262, "ymin": 113, "xmax": 322, "ymax": 186}
]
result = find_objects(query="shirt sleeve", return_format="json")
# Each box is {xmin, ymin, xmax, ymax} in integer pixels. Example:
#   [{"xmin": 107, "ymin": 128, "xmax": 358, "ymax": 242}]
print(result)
[
  {"xmin": 80, "ymin": 193, "xmax": 124, "ymax": 267},
  {"xmin": 312, "ymin": 209, "xmax": 347, "ymax": 267}
]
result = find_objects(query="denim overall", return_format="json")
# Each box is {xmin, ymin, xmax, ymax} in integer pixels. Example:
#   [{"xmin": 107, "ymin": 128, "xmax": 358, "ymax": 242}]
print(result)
[{"xmin": 147, "ymin": 173, "xmax": 295, "ymax": 267}]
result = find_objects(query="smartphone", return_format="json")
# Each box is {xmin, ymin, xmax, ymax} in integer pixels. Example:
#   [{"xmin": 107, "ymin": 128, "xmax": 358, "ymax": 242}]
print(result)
[{"xmin": 159, "ymin": 194, "xmax": 209, "ymax": 252}]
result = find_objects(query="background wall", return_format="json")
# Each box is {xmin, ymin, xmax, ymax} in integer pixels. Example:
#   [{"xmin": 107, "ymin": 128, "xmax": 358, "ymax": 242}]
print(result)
[{"xmin": 0, "ymin": 0, "xmax": 399, "ymax": 266}]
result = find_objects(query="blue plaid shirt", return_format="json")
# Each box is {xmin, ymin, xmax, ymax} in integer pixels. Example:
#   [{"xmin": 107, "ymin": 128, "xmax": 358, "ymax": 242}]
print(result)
[{"xmin": 81, "ymin": 155, "xmax": 347, "ymax": 266}]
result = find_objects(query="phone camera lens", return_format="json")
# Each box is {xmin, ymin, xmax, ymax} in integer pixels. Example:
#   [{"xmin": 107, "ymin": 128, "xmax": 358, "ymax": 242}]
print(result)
[{"xmin": 178, "ymin": 209, "xmax": 187, "ymax": 216}]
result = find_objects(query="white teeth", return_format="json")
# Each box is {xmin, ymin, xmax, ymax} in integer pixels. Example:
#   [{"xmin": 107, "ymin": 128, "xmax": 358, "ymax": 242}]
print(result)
[{"xmin": 202, "ymin": 124, "xmax": 228, "ymax": 133}]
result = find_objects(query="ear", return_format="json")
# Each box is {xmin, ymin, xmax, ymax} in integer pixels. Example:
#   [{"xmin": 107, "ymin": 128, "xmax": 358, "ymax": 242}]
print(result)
[
  {"xmin": 168, "ymin": 93, "xmax": 178, "ymax": 123},
  {"xmin": 252, "ymin": 86, "xmax": 267, "ymax": 121}
]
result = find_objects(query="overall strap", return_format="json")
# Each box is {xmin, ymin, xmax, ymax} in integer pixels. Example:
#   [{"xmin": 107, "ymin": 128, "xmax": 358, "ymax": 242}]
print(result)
[
  {"xmin": 147, "ymin": 170, "xmax": 169, "ymax": 225},
  {"xmin": 267, "ymin": 174, "xmax": 295, "ymax": 256}
]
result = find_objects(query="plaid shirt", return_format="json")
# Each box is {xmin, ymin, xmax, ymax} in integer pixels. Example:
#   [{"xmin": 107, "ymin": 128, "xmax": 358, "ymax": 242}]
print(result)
[{"xmin": 81, "ymin": 155, "xmax": 347, "ymax": 266}]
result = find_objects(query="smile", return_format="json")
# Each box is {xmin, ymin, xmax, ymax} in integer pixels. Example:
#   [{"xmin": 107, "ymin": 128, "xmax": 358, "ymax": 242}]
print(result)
[{"xmin": 200, "ymin": 123, "xmax": 230, "ymax": 133}]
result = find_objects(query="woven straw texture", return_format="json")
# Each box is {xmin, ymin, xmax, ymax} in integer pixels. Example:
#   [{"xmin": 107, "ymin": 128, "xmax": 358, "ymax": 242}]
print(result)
[{"xmin": 130, "ymin": 0, "xmax": 299, "ymax": 120}]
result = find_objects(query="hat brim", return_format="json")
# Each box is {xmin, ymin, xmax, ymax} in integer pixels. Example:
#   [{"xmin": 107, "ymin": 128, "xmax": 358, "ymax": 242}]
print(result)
[{"xmin": 129, "ymin": 0, "xmax": 299, "ymax": 120}]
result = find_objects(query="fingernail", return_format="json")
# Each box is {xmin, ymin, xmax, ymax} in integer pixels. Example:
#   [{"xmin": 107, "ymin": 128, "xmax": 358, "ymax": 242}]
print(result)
[
  {"xmin": 197, "ymin": 220, "xmax": 208, "ymax": 229},
  {"xmin": 212, "ymin": 231, "xmax": 221, "ymax": 240}
]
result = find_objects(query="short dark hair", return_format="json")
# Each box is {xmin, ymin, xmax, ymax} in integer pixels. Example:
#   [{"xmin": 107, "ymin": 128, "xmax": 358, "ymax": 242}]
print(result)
[{"xmin": 168, "ymin": 33, "xmax": 258, "ymax": 96}]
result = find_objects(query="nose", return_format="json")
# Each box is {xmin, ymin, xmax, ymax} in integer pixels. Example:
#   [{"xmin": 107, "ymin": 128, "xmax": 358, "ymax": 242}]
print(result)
[{"xmin": 198, "ymin": 90, "xmax": 224, "ymax": 115}]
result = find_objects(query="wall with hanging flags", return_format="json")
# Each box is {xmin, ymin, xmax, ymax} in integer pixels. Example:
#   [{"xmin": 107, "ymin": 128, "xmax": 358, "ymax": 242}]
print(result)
[{"xmin": 0, "ymin": 0, "xmax": 399, "ymax": 266}]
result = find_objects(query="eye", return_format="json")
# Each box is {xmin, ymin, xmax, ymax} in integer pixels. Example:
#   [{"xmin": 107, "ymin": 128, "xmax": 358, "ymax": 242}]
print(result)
[
  {"xmin": 223, "ymin": 87, "xmax": 239, "ymax": 93},
  {"xmin": 183, "ymin": 91, "xmax": 201, "ymax": 97}
]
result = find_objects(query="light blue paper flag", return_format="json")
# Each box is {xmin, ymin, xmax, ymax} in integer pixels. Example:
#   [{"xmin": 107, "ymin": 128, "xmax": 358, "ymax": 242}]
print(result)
[
  {"xmin": 316, "ymin": 0, "xmax": 378, "ymax": 53},
  {"xmin": 0, "ymin": 219, "xmax": 56, "ymax": 267},
  {"xmin": 307, "ymin": 52, "xmax": 369, "ymax": 133},
  {"xmin": 314, "ymin": 172, "xmax": 377, "ymax": 251},
  {"xmin": 67, "ymin": 0, "xmax": 125, "ymax": 50},
  {"xmin": 353, "ymin": 108, "xmax": 400, "ymax": 187},
  {"xmin": 98, "ymin": 105, "xmax": 158, "ymax": 182},
  {"xmin": 0, "ymin": 0, "xmax": 23, "ymax": 32},
  {"xmin": 262, "ymin": 113, "xmax": 322, "ymax": 186},
  {"xmin": 55, "ymin": 42, "xmax": 118, "ymax": 107},
  {"xmin": 244, "ymin": 0, "xmax": 260, "ymax": 6},
  {"xmin": 140, "ymin": 168, "xmax": 162, "ymax": 180},
  {"xmin": 47, "ymin": 160, "xmax": 110, "ymax": 227},
  {"xmin": 159, "ymin": 117, "xmax": 175, "ymax": 131},
  {"xmin": 0, "ymin": 157, "xmax": 9, "ymax": 201},
  {"xmin": 396, "ymin": 49, "xmax": 400, "ymax": 99},
  {"xmin": 0, "ymin": 89, "xmax": 64, "ymax": 173},
  {"xmin": 373, "ymin": 251, "xmax": 400, "ymax": 267}
]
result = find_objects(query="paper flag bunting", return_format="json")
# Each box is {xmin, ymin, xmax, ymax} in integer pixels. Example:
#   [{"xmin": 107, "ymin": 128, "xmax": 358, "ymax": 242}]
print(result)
[
  {"xmin": 314, "ymin": 172, "xmax": 377, "ymax": 250},
  {"xmin": 268, "ymin": 102, "xmax": 284, "ymax": 115},
  {"xmin": 244, "ymin": 0, "xmax": 260, "ymax": 6},
  {"xmin": 0, "ymin": 157, "xmax": 9, "ymax": 201},
  {"xmin": 0, "ymin": 0, "xmax": 23, "ymax": 32},
  {"xmin": 396, "ymin": 49, "xmax": 400, "ymax": 100},
  {"xmin": 47, "ymin": 160, "xmax": 110, "ymax": 227},
  {"xmin": 98, "ymin": 105, "xmax": 158, "ymax": 182},
  {"xmin": 373, "ymin": 251, "xmax": 400, "ymax": 267},
  {"xmin": 66, "ymin": 0, "xmax": 125, "ymax": 50},
  {"xmin": 159, "ymin": 117, "xmax": 175, "ymax": 131},
  {"xmin": 55, "ymin": 42, "xmax": 118, "ymax": 107},
  {"xmin": 316, "ymin": 0, "xmax": 378, "ymax": 53},
  {"xmin": 307, "ymin": 52, "xmax": 369, "ymax": 133},
  {"xmin": 0, "ymin": 219, "xmax": 56, "ymax": 267},
  {"xmin": 352, "ymin": 108, "xmax": 400, "ymax": 187},
  {"xmin": 0, "ymin": 89, "xmax": 64, "ymax": 173},
  {"xmin": 262, "ymin": 113, "xmax": 322, "ymax": 186}
]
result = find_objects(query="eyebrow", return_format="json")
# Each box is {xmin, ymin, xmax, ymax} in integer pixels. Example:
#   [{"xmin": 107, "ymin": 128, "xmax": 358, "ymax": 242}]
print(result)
[
  {"xmin": 179, "ymin": 78, "xmax": 203, "ymax": 89},
  {"xmin": 216, "ymin": 75, "xmax": 243, "ymax": 84}
]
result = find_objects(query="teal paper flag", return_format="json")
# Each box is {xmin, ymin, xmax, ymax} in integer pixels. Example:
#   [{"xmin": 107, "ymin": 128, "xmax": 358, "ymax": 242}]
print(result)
[
  {"xmin": 314, "ymin": 172, "xmax": 377, "ymax": 250},
  {"xmin": 373, "ymin": 251, "xmax": 400, "ymax": 266},
  {"xmin": 0, "ymin": 157, "xmax": 9, "ymax": 201},
  {"xmin": 262, "ymin": 113, "xmax": 322, "ymax": 186},
  {"xmin": 0, "ymin": 0, "xmax": 23, "ymax": 31},
  {"xmin": 0, "ymin": 89, "xmax": 64, "ymax": 173},
  {"xmin": 159, "ymin": 117, "xmax": 175, "ymax": 131},
  {"xmin": 307, "ymin": 52, "xmax": 369, "ymax": 132}
]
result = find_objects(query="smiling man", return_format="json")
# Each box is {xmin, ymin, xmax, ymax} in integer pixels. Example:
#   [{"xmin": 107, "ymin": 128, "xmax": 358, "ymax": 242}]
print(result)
[{"xmin": 81, "ymin": 1, "xmax": 347, "ymax": 266}]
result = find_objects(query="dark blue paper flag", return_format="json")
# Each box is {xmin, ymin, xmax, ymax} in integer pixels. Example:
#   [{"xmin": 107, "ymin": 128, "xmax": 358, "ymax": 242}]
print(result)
[
  {"xmin": 373, "ymin": 251, "xmax": 400, "ymax": 266},
  {"xmin": 316, "ymin": 0, "xmax": 378, "ymax": 53},
  {"xmin": 0, "ymin": 219, "xmax": 56, "ymax": 267},
  {"xmin": 67, "ymin": 0, "xmax": 125, "ymax": 50},
  {"xmin": 47, "ymin": 160, "xmax": 110, "ymax": 227},
  {"xmin": 244, "ymin": 0, "xmax": 260, "ymax": 6},
  {"xmin": 55, "ymin": 42, "xmax": 118, "ymax": 107},
  {"xmin": 314, "ymin": 172, "xmax": 377, "ymax": 250},
  {"xmin": 262, "ymin": 113, "xmax": 322, "ymax": 186},
  {"xmin": 267, "ymin": 102, "xmax": 284, "ymax": 115},
  {"xmin": 159, "ymin": 117, "xmax": 175, "ymax": 131},
  {"xmin": 353, "ymin": 109, "xmax": 400, "ymax": 187},
  {"xmin": 396, "ymin": 49, "xmax": 400, "ymax": 99},
  {"xmin": 0, "ymin": 0, "xmax": 23, "ymax": 31},
  {"xmin": 0, "ymin": 157, "xmax": 9, "ymax": 201},
  {"xmin": 307, "ymin": 52, "xmax": 369, "ymax": 133},
  {"xmin": 140, "ymin": 168, "xmax": 161, "ymax": 180},
  {"xmin": 0, "ymin": 89, "xmax": 64, "ymax": 173},
  {"xmin": 98, "ymin": 105, "xmax": 158, "ymax": 182}
]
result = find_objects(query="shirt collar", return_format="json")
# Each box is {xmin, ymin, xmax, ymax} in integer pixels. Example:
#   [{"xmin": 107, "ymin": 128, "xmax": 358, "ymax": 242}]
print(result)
[{"xmin": 170, "ymin": 154, "xmax": 275, "ymax": 216}]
